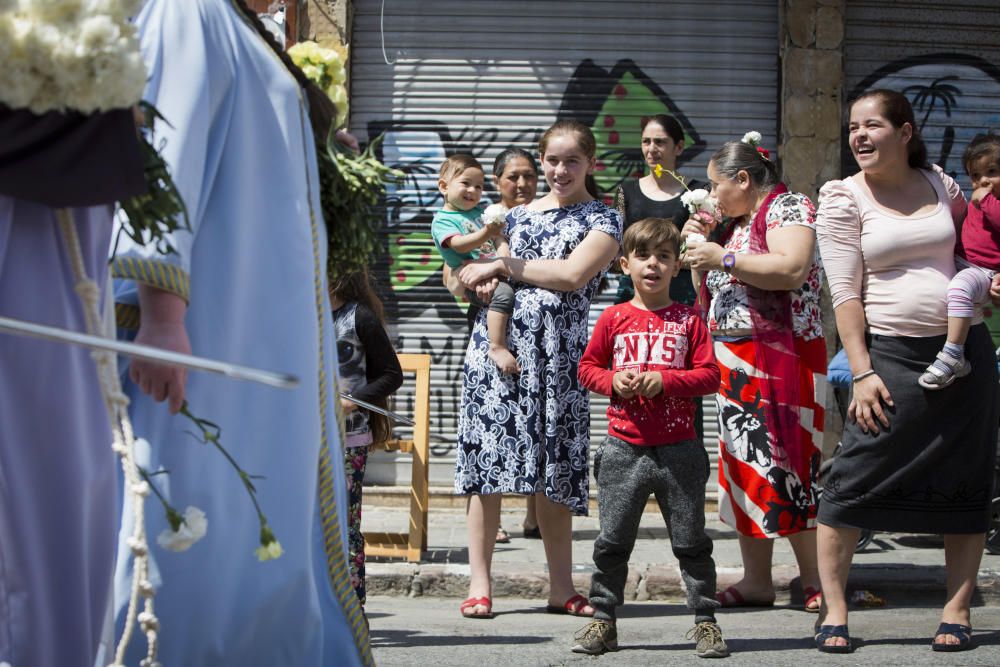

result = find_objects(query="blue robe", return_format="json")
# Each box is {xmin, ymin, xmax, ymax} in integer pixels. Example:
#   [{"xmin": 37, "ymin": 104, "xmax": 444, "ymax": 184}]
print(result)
[
  {"xmin": 112, "ymin": 1, "xmax": 368, "ymax": 664},
  {"xmin": 0, "ymin": 203, "xmax": 116, "ymax": 667}
]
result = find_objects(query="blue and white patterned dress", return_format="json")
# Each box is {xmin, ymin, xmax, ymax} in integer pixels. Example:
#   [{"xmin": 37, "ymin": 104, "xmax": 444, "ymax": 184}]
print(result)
[{"xmin": 454, "ymin": 200, "xmax": 622, "ymax": 515}]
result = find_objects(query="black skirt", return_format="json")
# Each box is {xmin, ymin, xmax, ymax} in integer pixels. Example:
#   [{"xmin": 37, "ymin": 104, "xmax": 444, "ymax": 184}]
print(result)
[{"xmin": 818, "ymin": 324, "xmax": 999, "ymax": 533}]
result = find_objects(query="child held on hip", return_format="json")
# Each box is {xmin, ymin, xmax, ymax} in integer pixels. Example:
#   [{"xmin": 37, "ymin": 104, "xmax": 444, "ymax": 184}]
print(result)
[
  {"xmin": 920, "ymin": 134, "xmax": 1000, "ymax": 389},
  {"xmin": 431, "ymin": 154, "xmax": 519, "ymax": 374}
]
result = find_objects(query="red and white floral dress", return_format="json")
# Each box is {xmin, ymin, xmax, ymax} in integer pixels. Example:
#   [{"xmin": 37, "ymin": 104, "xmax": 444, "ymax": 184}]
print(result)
[{"xmin": 704, "ymin": 192, "xmax": 827, "ymax": 538}]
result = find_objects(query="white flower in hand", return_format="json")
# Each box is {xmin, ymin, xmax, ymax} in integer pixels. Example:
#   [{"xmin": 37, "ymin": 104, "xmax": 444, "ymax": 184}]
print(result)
[
  {"xmin": 686, "ymin": 233, "xmax": 707, "ymax": 245},
  {"xmin": 742, "ymin": 131, "xmax": 762, "ymax": 146},
  {"xmin": 482, "ymin": 203, "xmax": 507, "ymax": 230},
  {"xmin": 680, "ymin": 188, "xmax": 717, "ymax": 216},
  {"xmin": 156, "ymin": 506, "xmax": 207, "ymax": 552}
]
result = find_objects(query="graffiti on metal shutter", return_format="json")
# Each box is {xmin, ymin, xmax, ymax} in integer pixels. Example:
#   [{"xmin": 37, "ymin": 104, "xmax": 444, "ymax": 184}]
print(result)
[
  {"xmin": 848, "ymin": 53, "xmax": 1000, "ymax": 191},
  {"xmin": 365, "ymin": 60, "xmax": 705, "ymax": 461}
]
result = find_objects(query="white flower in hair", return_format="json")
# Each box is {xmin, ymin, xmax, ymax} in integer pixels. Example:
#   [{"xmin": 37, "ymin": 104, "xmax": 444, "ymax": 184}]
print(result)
[
  {"xmin": 482, "ymin": 203, "xmax": 508, "ymax": 228},
  {"xmin": 680, "ymin": 188, "xmax": 717, "ymax": 216},
  {"xmin": 741, "ymin": 131, "xmax": 762, "ymax": 147},
  {"xmin": 156, "ymin": 506, "xmax": 208, "ymax": 553}
]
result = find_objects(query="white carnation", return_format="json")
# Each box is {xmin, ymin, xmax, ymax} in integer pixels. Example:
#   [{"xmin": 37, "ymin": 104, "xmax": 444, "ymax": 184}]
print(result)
[
  {"xmin": 26, "ymin": 0, "xmax": 83, "ymax": 22},
  {"xmin": 686, "ymin": 233, "xmax": 706, "ymax": 245},
  {"xmin": 79, "ymin": 14, "xmax": 121, "ymax": 49},
  {"xmin": 741, "ymin": 131, "xmax": 762, "ymax": 146},
  {"xmin": 482, "ymin": 203, "xmax": 508, "ymax": 227},
  {"xmin": 0, "ymin": 0, "xmax": 146, "ymax": 113},
  {"xmin": 157, "ymin": 506, "xmax": 208, "ymax": 553},
  {"xmin": 255, "ymin": 539, "xmax": 284, "ymax": 561},
  {"xmin": 680, "ymin": 188, "xmax": 716, "ymax": 216}
]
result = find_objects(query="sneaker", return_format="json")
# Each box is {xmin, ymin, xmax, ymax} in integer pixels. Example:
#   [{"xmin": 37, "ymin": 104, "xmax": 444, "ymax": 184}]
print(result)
[
  {"xmin": 571, "ymin": 619, "xmax": 618, "ymax": 655},
  {"xmin": 687, "ymin": 621, "xmax": 729, "ymax": 658}
]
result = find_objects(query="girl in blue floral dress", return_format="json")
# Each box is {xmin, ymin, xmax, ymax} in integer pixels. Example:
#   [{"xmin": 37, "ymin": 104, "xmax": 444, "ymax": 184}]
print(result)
[{"xmin": 454, "ymin": 121, "xmax": 623, "ymax": 619}]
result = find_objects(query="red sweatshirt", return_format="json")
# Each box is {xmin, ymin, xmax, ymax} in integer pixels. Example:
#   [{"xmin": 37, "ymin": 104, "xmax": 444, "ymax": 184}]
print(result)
[
  {"xmin": 579, "ymin": 301, "xmax": 720, "ymax": 446},
  {"xmin": 956, "ymin": 193, "xmax": 1000, "ymax": 271}
]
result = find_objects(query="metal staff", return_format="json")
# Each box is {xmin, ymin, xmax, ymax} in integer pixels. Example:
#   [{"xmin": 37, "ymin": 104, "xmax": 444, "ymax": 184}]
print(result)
[
  {"xmin": 0, "ymin": 315, "xmax": 298, "ymax": 389},
  {"xmin": 339, "ymin": 392, "xmax": 415, "ymax": 426}
]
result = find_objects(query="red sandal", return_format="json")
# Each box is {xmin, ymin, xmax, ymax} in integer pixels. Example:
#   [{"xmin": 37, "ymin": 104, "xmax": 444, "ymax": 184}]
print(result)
[
  {"xmin": 546, "ymin": 594, "xmax": 594, "ymax": 617},
  {"xmin": 803, "ymin": 586, "xmax": 823, "ymax": 613},
  {"xmin": 460, "ymin": 596, "xmax": 494, "ymax": 619},
  {"xmin": 715, "ymin": 586, "xmax": 774, "ymax": 608}
]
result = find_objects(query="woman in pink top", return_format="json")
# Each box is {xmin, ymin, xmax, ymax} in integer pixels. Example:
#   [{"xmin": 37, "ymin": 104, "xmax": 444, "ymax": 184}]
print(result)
[{"xmin": 815, "ymin": 89, "xmax": 999, "ymax": 654}]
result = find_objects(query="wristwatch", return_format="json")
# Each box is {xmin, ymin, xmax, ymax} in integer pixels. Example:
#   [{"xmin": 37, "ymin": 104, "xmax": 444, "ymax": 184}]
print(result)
[{"xmin": 722, "ymin": 252, "xmax": 736, "ymax": 273}]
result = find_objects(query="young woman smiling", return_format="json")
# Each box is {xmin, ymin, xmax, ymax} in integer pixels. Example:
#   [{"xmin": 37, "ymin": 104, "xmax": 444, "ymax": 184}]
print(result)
[
  {"xmin": 814, "ymin": 89, "xmax": 999, "ymax": 654},
  {"xmin": 454, "ymin": 121, "xmax": 622, "ymax": 620}
]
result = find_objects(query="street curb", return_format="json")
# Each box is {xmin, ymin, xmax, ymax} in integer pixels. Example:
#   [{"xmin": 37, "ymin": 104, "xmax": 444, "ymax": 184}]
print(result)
[{"xmin": 367, "ymin": 562, "xmax": 1000, "ymax": 606}]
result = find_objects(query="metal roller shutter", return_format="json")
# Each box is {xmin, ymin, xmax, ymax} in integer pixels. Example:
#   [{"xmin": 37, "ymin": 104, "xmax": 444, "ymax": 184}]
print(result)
[
  {"xmin": 348, "ymin": 0, "xmax": 779, "ymax": 487},
  {"xmin": 844, "ymin": 0, "xmax": 1000, "ymax": 191}
]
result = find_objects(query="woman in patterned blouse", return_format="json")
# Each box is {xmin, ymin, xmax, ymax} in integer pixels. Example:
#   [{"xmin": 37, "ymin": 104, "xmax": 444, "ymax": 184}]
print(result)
[{"xmin": 683, "ymin": 139, "xmax": 827, "ymax": 614}]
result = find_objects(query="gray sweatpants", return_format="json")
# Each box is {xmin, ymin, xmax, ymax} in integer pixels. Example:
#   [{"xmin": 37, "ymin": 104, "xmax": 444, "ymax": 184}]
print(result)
[
  {"xmin": 589, "ymin": 436, "xmax": 720, "ymax": 623},
  {"xmin": 465, "ymin": 279, "xmax": 514, "ymax": 315}
]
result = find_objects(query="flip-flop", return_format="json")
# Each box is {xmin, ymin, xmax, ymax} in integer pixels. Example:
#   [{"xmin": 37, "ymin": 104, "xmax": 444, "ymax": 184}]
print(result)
[
  {"xmin": 546, "ymin": 594, "xmax": 594, "ymax": 617},
  {"xmin": 932, "ymin": 622, "xmax": 972, "ymax": 652},
  {"xmin": 803, "ymin": 586, "xmax": 823, "ymax": 613},
  {"xmin": 460, "ymin": 596, "xmax": 494, "ymax": 619},
  {"xmin": 715, "ymin": 586, "xmax": 775, "ymax": 608},
  {"xmin": 495, "ymin": 526, "xmax": 511, "ymax": 544}
]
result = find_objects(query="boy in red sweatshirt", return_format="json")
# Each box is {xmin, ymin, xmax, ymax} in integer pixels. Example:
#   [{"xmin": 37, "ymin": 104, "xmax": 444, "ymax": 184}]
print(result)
[{"xmin": 571, "ymin": 218, "xmax": 727, "ymax": 659}]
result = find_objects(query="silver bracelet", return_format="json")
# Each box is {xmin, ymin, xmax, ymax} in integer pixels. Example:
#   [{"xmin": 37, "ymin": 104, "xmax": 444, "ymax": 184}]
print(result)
[{"xmin": 852, "ymin": 369, "xmax": 877, "ymax": 383}]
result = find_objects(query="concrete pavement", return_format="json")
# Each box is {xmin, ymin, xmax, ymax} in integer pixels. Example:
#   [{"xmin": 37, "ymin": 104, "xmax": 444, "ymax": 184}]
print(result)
[
  {"xmin": 364, "ymin": 502, "xmax": 1000, "ymax": 607},
  {"xmin": 366, "ymin": 597, "xmax": 1000, "ymax": 666}
]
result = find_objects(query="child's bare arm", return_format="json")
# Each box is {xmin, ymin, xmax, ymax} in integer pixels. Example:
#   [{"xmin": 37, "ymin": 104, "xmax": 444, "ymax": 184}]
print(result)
[
  {"xmin": 495, "ymin": 237, "xmax": 511, "ymax": 258},
  {"xmin": 447, "ymin": 223, "xmax": 500, "ymax": 254}
]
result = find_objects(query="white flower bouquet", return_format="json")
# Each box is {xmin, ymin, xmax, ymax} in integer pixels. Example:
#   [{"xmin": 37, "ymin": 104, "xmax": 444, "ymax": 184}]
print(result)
[
  {"xmin": 680, "ymin": 188, "xmax": 717, "ymax": 217},
  {"xmin": 0, "ymin": 0, "xmax": 147, "ymax": 114}
]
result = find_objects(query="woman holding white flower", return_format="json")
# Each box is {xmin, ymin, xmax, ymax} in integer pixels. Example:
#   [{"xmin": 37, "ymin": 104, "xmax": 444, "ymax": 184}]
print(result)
[
  {"xmin": 111, "ymin": 1, "xmax": 369, "ymax": 665},
  {"xmin": 683, "ymin": 136, "xmax": 827, "ymax": 612},
  {"xmin": 615, "ymin": 114, "xmax": 706, "ymax": 306}
]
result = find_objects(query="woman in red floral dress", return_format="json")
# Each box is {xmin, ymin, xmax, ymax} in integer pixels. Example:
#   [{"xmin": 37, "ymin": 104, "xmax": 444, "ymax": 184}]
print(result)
[{"xmin": 684, "ymin": 137, "xmax": 826, "ymax": 613}]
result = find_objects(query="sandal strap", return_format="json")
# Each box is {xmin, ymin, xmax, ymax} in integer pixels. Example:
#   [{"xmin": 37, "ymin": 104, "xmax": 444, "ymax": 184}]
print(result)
[
  {"xmin": 461, "ymin": 596, "xmax": 491, "ymax": 611},
  {"xmin": 933, "ymin": 351, "xmax": 967, "ymax": 372},
  {"xmin": 564, "ymin": 594, "xmax": 588, "ymax": 613},
  {"xmin": 815, "ymin": 624, "xmax": 850, "ymax": 641},
  {"xmin": 936, "ymin": 622, "xmax": 971, "ymax": 637}
]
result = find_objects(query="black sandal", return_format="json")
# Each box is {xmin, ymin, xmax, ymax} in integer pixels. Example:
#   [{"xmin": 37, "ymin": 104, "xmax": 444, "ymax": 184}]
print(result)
[
  {"xmin": 932, "ymin": 622, "xmax": 972, "ymax": 652},
  {"xmin": 815, "ymin": 624, "xmax": 853, "ymax": 654}
]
